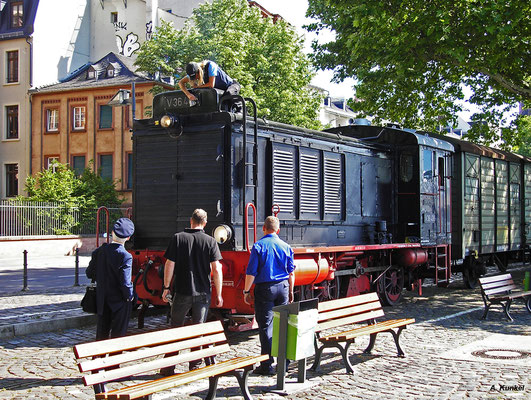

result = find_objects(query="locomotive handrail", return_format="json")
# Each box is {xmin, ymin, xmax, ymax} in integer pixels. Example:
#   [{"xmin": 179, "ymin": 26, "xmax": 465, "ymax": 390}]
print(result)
[
  {"xmin": 96, "ymin": 206, "xmax": 110, "ymax": 247},
  {"xmin": 245, "ymin": 202, "xmax": 257, "ymax": 253}
]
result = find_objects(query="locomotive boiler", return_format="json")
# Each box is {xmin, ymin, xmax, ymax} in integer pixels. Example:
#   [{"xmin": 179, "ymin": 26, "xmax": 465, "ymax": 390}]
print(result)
[{"xmin": 129, "ymin": 88, "xmax": 530, "ymax": 325}]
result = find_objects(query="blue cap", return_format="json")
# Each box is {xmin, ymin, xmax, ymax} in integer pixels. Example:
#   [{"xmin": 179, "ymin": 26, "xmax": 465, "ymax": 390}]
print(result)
[{"xmin": 113, "ymin": 218, "xmax": 135, "ymax": 238}]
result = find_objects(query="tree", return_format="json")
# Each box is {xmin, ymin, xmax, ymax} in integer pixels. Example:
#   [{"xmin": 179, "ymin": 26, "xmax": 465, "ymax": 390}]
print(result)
[
  {"xmin": 19, "ymin": 161, "xmax": 123, "ymax": 234},
  {"xmin": 306, "ymin": 0, "xmax": 531, "ymax": 147},
  {"xmin": 135, "ymin": 0, "xmax": 323, "ymax": 129},
  {"xmin": 512, "ymin": 115, "xmax": 531, "ymax": 157}
]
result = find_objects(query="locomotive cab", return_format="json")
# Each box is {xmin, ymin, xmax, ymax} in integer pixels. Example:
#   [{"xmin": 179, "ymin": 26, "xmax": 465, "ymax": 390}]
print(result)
[{"xmin": 325, "ymin": 125, "xmax": 454, "ymax": 247}]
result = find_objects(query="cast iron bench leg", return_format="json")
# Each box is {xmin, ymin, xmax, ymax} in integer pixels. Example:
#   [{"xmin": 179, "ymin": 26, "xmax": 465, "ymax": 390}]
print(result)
[
  {"xmin": 310, "ymin": 343, "xmax": 326, "ymax": 371},
  {"xmin": 389, "ymin": 327, "xmax": 406, "ymax": 357},
  {"xmin": 363, "ymin": 333, "xmax": 378, "ymax": 354},
  {"xmin": 503, "ymin": 299, "xmax": 514, "ymax": 322},
  {"xmin": 481, "ymin": 302, "xmax": 491, "ymax": 320},
  {"xmin": 205, "ymin": 376, "xmax": 219, "ymax": 400},
  {"xmin": 338, "ymin": 340, "xmax": 355, "ymax": 374},
  {"xmin": 230, "ymin": 367, "xmax": 253, "ymax": 400}
]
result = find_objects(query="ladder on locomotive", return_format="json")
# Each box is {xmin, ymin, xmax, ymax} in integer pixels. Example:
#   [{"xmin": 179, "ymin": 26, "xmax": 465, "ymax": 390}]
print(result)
[
  {"xmin": 434, "ymin": 245, "xmax": 451, "ymax": 287},
  {"xmin": 221, "ymin": 96, "xmax": 259, "ymax": 250},
  {"xmin": 242, "ymin": 98, "xmax": 258, "ymax": 250}
]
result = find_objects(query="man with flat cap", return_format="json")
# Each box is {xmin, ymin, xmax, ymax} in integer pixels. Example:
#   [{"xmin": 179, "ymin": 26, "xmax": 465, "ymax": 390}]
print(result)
[{"xmin": 86, "ymin": 217, "xmax": 135, "ymax": 341}]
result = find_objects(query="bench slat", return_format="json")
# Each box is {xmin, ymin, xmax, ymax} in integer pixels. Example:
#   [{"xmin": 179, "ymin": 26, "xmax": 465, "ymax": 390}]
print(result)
[
  {"xmin": 84, "ymin": 343, "xmax": 230, "ymax": 386},
  {"xmin": 480, "ymin": 280, "xmax": 515, "ymax": 290},
  {"xmin": 321, "ymin": 318, "xmax": 415, "ymax": 342},
  {"xmin": 483, "ymin": 284, "xmax": 518, "ymax": 296},
  {"xmin": 317, "ymin": 292, "xmax": 378, "ymax": 312},
  {"xmin": 317, "ymin": 309, "xmax": 385, "ymax": 332},
  {"xmin": 478, "ymin": 274, "xmax": 512, "ymax": 284},
  {"xmin": 79, "ymin": 332, "xmax": 227, "ymax": 373},
  {"xmin": 490, "ymin": 290, "xmax": 531, "ymax": 301},
  {"xmin": 98, "ymin": 355, "xmax": 270, "ymax": 400},
  {"xmin": 318, "ymin": 300, "xmax": 382, "ymax": 324},
  {"xmin": 74, "ymin": 320, "xmax": 224, "ymax": 359}
]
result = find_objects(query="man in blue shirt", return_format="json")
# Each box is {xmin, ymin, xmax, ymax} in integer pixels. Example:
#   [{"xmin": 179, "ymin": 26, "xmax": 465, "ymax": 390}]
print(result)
[
  {"xmin": 243, "ymin": 216, "xmax": 295, "ymax": 375},
  {"xmin": 178, "ymin": 60, "xmax": 241, "ymax": 104}
]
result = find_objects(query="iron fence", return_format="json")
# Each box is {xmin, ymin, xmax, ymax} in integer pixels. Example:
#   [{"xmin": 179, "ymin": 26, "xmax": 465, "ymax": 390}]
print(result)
[{"xmin": 0, "ymin": 200, "xmax": 129, "ymax": 237}]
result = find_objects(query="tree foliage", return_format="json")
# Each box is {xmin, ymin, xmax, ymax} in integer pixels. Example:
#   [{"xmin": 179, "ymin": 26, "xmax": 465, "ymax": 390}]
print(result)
[
  {"xmin": 135, "ymin": 0, "xmax": 323, "ymax": 129},
  {"xmin": 20, "ymin": 161, "xmax": 124, "ymax": 234},
  {"xmin": 306, "ymin": 0, "xmax": 531, "ymax": 147}
]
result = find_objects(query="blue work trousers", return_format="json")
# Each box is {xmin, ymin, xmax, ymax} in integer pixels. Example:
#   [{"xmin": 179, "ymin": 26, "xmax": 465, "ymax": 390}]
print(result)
[{"xmin": 254, "ymin": 280, "xmax": 289, "ymax": 368}]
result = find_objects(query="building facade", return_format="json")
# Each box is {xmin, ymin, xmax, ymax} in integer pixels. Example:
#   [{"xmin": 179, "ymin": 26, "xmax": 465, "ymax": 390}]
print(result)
[
  {"xmin": 30, "ymin": 52, "xmax": 170, "ymax": 204},
  {"xmin": 0, "ymin": 0, "xmax": 202, "ymax": 199}
]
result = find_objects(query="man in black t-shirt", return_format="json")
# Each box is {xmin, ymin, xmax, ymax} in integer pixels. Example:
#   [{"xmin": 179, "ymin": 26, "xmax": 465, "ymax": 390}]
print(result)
[{"xmin": 161, "ymin": 209, "xmax": 223, "ymax": 373}]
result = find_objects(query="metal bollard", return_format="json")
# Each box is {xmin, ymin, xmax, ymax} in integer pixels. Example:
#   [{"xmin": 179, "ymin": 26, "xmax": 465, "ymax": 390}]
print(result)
[
  {"xmin": 74, "ymin": 248, "xmax": 80, "ymax": 287},
  {"xmin": 22, "ymin": 250, "xmax": 29, "ymax": 291},
  {"xmin": 524, "ymin": 271, "xmax": 530, "ymax": 291}
]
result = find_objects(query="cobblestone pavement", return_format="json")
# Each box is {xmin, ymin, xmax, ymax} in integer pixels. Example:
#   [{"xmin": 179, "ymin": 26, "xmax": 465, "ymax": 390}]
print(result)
[{"xmin": 0, "ymin": 266, "xmax": 529, "ymax": 400}]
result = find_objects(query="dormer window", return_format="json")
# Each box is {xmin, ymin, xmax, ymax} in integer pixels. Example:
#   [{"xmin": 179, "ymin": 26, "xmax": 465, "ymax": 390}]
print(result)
[
  {"xmin": 107, "ymin": 63, "xmax": 119, "ymax": 78},
  {"xmin": 87, "ymin": 66, "xmax": 96, "ymax": 79},
  {"xmin": 10, "ymin": 2, "xmax": 24, "ymax": 28}
]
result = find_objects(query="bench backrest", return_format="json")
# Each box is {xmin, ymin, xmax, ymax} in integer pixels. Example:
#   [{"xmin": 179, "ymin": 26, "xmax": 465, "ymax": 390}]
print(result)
[
  {"xmin": 316, "ymin": 292, "xmax": 384, "ymax": 332},
  {"xmin": 478, "ymin": 273, "xmax": 517, "ymax": 297},
  {"xmin": 74, "ymin": 320, "xmax": 228, "ymax": 387}
]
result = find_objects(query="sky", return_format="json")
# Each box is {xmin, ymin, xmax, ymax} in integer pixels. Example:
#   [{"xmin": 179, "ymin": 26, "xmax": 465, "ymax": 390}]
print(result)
[{"xmin": 256, "ymin": 0, "xmax": 357, "ymax": 100}]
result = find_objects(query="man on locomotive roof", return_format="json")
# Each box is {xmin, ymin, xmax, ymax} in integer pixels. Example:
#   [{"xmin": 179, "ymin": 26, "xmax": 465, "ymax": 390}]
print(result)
[
  {"xmin": 160, "ymin": 208, "xmax": 223, "ymax": 374},
  {"xmin": 243, "ymin": 216, "xmax": 296, "ymax": 376},
  {"xmin": 178, "ymin": 60, "xmax": 241, "ymax": 103}
]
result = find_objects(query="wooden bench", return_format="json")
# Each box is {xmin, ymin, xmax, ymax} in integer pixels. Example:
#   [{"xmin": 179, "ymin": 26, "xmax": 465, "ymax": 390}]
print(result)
[
  {"xmin": 478, "ymin": 273, "xmax": 531, "ymax": 321},
  {"xmin": 311, "ymin": 292, "xmax": 415, "ymax": 374},
  {"xmin": 73, "ymin": 320, "xmax": 268, "ymax": 400}
]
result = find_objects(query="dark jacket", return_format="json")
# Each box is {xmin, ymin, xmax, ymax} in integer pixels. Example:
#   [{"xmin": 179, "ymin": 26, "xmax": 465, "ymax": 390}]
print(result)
[{"xmin": 86, "ymin": 243, "xmax": 133, "ymax": 315}]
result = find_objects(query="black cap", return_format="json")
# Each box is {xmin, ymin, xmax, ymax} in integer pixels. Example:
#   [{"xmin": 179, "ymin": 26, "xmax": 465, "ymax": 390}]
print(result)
[
  {"xmin": 186, "ymin": 62, "xmax": 200, "ymax": 80},
  {"xmin": 113, "ymin": 218, "xmax": 135, "ymax": 238}
]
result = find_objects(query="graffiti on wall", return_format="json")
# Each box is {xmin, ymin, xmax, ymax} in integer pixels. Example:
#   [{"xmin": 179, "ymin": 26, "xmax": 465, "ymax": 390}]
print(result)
[
  {"xmin": 116, "ymin": 32, "xmax": 140, "ymax": 57},
  {"xmin": 112, "ymin": 20, "xmax": 153, "ymax": 57},
  {"xmin": 146, "ymin": 21, "xmax": 153, "ymax": 40}
]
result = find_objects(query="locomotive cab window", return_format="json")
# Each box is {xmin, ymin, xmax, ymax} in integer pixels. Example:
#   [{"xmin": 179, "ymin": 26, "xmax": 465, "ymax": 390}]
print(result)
[
  {"xmin": 422, "ymin": 149, "xmax": 434, "ymax": 182},
  {"xmin": 438, "ymin": 156, "xmax": 445, "ymax": 187},
  {"xmin": 399, "ymin": 153, "xmax": 414, "ymax": 183}
]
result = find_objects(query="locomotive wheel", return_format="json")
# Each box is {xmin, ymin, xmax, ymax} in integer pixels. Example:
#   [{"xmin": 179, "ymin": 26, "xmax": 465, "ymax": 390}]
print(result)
[
  {"xmin": 293, "ymin": 285, "xmax": 314, "ymax": 302},
  {"xmin": 314, "ymin": 277, "xmax": 341, "ymax": 302},
  {"xmin": 377, "ymin": 267, "xmax": 404, "ymax": 306},
  {"xmin": 462, "ymin": 267, "xmax": 479, "ymax": 289}
]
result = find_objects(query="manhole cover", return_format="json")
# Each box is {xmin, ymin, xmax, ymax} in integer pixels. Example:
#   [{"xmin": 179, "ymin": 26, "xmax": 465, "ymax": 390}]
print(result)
[{"xmin": 471, "ymin": 349, "xmax": 531, "ymax": 360}]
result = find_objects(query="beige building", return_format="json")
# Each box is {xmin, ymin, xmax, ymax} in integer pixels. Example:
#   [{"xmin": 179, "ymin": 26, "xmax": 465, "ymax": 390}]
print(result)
[{"xmin": 30, "ymin": 52, "xmax": 170, "ymax": 204}]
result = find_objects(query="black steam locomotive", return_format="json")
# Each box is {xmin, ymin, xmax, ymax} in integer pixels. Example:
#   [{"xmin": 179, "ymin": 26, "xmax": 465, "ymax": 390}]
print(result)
[{"xmin": 130, "ymin": 88, "xmax": 530, "ymax": 320}]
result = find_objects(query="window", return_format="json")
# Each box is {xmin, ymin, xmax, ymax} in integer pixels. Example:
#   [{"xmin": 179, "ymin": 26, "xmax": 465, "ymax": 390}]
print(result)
[
  {"xmin": 72, "ymin": 155, "xmax": 86, "ymax": 176},
  {"xmin": 45, "ymin": 156, "xmax": 59, "ymax": 172},
  {"xmin": 87, "ymin": 66, "xmax": 96, "ymax": 79},
  {"xmin": 126, "ymin": 152, "xmax": 133, "ymax": 189},
  {"xmin": 99, "ymin": 154, "xmax": 113, "ymax": 180},
  {"xmin": 99, "ymin": 105, "xmax": 112, "ymax": 129},
  {"xmin": 111, "ymin": 12, "xmax": 118, "ymax": 23},
  {"xmin": 46, "ymin": 108, "xmax": 59, "ymax": 132},
  {"xmin": 72, "ymin": 106, "xmax": 86, "ymax": 130},
  {"xmin": 6, "ymin": 50, "xmax": 18, "ymax": 83},
  {"xmin": 6, "ymin": 105, "xmax": 18, "ymax": 139},
  {"xmin": 10, "ymin": 2, "xmax": 23, "ymax": 28},
  {"xmin": 107, "ymin": 68, "xmax": 114, "ymax": 77},
  {"xmin": 6, "ymin": 164, "xmax": 18, "ymax": 197}
]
